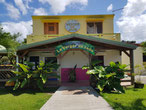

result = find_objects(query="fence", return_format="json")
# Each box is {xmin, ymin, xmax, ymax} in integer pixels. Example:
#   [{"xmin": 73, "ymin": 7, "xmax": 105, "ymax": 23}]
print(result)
[{"xmin": 0, "ymin": 65, "xmax": 15, "ymax": 82}]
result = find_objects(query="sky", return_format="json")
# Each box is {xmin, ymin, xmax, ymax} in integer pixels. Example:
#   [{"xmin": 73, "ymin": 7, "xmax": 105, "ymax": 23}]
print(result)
[{"xmin": 0, "ymin": 0, "xmax": 146, "ymax": 43}]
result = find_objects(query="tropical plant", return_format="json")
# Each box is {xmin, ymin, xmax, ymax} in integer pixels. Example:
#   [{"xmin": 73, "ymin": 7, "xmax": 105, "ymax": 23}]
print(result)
[
  {"xmin": 68, "ymin": 64, "xmax": 77, "ymax": 82},
  {"xmin": 141, "ymin": 41, "xmax": 146, "ymax": 55},
  {"xmin": 0, "ymin": 26, "xmax": 20, "ymax": 51},
  {"xmin": 82, "ymin": 61, "xmax": 127, "ymax": 93},
  {"xmin": 8, "ymin": 61, "xmax": 60, "ymax": 91}
]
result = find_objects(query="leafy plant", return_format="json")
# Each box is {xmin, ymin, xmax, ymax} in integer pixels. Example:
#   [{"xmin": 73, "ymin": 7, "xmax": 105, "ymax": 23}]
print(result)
[
  {"xmin": 141, "ymin": 41, "xmax": 146, "ymax": 55},
  {"xmin": 68, "ymin": 64, "xmax": 77, "ymax": 82},
  {"xmin": 8, "ymin": 61, "xmax": 60, "ymax": 91},
  {"xmin": 83, "ymin": 61, "xmax": 127, "ymax": 93}
]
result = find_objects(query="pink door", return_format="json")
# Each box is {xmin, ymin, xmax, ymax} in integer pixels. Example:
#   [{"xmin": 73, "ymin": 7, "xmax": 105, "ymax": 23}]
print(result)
[{"xmin": 61, "ymin": 68, "xmax": 89, "ymax": 81}]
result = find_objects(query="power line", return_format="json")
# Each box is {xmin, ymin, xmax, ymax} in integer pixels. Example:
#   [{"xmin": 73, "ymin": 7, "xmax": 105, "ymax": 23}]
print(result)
[{"xmin": 112, "ymin": 8, "xmax": 124, "ymax": 12}]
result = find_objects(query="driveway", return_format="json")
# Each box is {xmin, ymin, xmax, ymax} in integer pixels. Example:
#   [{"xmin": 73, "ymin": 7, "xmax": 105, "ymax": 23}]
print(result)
[{"xmin": 41, "ymin": 86, "xmax": 113, "ymax": 110}]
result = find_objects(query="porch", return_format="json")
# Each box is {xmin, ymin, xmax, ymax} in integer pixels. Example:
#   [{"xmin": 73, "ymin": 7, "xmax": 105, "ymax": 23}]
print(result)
[{"xmin": 17, "ymin": 33, "xmax": 137, "ymax": 86}]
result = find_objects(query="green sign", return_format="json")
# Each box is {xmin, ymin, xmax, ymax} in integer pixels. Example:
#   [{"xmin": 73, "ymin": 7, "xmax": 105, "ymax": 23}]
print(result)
[{"xmin": 55, "ymin": 41, "xmax": 95, "ymax": 55}]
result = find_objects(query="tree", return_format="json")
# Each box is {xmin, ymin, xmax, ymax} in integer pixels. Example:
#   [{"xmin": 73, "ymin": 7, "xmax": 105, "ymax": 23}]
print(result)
[
  {"xmin": 0, "ymin": 25, "xmax": 20, "ymax": 52},
  {"xmin": 141, "ymin": 41, "xmax": 146, "ymax": 55}
]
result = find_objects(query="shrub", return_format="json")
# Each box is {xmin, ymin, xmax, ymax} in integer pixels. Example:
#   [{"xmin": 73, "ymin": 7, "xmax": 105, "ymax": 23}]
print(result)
[
  {"xmin": 8, "ymin": 61, "xmax": 60, "ymax": 91},
  {"xmin": 82, "ymin": 61, "xmax": 127, "ymax": 93}
]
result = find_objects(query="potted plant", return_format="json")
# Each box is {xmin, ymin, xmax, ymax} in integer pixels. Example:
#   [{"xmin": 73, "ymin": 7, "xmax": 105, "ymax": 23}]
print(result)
[
  {"xmin": 68, "ymin": 64, "xmax": 77, "ymax": 82},
  {"xmin": 134, "ymin": 65, "xmax": 144, "ymax": 88}
]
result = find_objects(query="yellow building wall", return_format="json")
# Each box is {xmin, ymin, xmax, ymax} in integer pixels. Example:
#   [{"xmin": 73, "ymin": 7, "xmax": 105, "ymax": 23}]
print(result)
[
  {"xmin": 27, "ymin": 15, "xmax": 115, "ymax": 44},
  {"xmin": 32, "ymin": 15, "xmax": 114, "ymax": 35}
]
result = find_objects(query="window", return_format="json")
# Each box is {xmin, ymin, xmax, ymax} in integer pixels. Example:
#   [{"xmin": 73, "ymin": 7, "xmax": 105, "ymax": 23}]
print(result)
[
  {"xmin": 48, "ymin": 26, "xmax": 54, "ymax": 31},
  {"xmin": 91, "ymin": 56, "xmax": 104, "ymax": 66},
  {"xmin": 45, "ymin": 57, "xmax": 57, "ymax": 64},
  {"xmin": 29, "ymin": 56, "xmax": 39, "ymax": 69},
  {"xmin": 87, "ymin": 22, "xmax": 102, "ymax": 34},
  {"xmin": 44, "ymin": 23, "xmax": 58, "ymax": 34},
  {"xmin": 143, "ymin": 55, "xmax": 146, "ymax": 62}
]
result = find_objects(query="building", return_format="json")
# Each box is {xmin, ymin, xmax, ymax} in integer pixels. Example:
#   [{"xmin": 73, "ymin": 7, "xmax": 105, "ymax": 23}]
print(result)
[{"xmin": 17, "ymin": 14, "xmax": 138, "ymax": 85}]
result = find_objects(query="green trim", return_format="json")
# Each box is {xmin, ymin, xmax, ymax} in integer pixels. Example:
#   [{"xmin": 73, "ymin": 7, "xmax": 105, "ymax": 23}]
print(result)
[{"xmin": 17, "ymin": 33, "xmax": 137, "ymax": 51}]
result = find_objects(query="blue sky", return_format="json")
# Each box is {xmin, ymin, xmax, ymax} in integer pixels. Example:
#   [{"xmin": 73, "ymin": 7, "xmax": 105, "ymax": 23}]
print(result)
[{"xmin": 0, "ymin": 0, "xmax": 146, "ymax": 42}]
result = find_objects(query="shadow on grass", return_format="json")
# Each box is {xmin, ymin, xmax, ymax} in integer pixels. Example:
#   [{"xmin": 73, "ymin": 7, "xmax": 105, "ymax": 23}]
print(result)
[
  {"xmin": 0, "ymin": 87, "xmax": 59, "ymax": 96},
  {"xmin": 111, "ymin": 98, "xmax": 146, "ymax": 110}
]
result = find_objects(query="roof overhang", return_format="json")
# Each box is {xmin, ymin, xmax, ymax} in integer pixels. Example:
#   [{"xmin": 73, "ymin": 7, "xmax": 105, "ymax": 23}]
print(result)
[{"xmin": 17, "ymin": 33, "xmax": 137, "ymax": 52}]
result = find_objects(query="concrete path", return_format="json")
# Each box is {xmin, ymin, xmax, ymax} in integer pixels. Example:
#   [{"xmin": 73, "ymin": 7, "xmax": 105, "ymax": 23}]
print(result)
[{"xmin": 41, "ymin": 86, "xmax": 113, "ymax": 110}]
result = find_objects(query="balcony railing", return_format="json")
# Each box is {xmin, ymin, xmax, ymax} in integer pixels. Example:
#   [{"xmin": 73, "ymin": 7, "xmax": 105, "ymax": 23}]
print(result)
[{"xmin": 27, "ymin": 33, "xmax": 120, "ymax": 44}]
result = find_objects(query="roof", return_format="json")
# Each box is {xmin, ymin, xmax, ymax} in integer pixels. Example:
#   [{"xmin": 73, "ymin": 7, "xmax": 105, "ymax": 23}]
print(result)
[
  {"xmin": 32, "ymin": 14, "xmax": 114, "ymax": 19},
  {"xmin": 0, "ymin": 45, "xmax": 7, "ymax": 53},
  {"xmin": 17, "ymin": 34, "xmax": 137, "ymax": 51}
]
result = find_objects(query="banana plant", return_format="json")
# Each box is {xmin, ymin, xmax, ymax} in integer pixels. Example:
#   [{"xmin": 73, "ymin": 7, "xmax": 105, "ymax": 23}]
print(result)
[
  {"xmin": 9, "ymin": 60, "xmax": 60, "ymax": 91},
  {"xmin": 82, "ymin": 61, "xmax": 127, "ymax": 93}
]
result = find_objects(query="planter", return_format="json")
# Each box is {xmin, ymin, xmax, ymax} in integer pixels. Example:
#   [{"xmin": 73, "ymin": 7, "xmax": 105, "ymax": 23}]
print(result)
[
  {"xmin": 5, "ymin": 81, "xmax": 15, "ymax": 87},
  {"xmin": 134, "ymin": 82, "xmax": 144, "ymax": 88}
]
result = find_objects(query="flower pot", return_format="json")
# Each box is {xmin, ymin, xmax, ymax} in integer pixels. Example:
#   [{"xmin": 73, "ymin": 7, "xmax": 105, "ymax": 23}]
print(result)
[
  {"xmin": 5, "ymin": 81, "xmax": 15, "ymax": 87},
  {"xmin": 134, "ymin": 82, "xmax": 144, "ymax": 88}
]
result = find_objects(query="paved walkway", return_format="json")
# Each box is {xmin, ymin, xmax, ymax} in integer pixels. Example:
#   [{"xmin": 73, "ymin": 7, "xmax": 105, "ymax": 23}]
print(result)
[{"xmin": 41, "ymin": 86, "xmax": 113, "ymax": 110}]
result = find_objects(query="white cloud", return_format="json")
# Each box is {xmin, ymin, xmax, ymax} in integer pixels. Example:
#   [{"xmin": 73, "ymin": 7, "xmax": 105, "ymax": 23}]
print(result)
[
  {"xmin": 2, "ymin": 20, "xmax": 32, "ymax": 41},
  {"xmin": 117, "ymin": 0, "xmax": 146, "ymax": 43},
  {"xmin": 24, "ymin": 0, "xmax": 32, "ymax": 8},
  {"xmin": 107, "ymin": 4, "xmax": 113, "ymax": 11},
  {"xmin": 39, "ymin": 0, "xmax": 88, "ymax": 14},
  {"xmin": 14, "ymin": 0, "xmax": 27, "ymax": 15},
  {"xmin": 0, "ymin": 0, "xmax": 5, "ymax": 3},
  {"xmin": 6, "ymin": 3, "xmax": 20, "ymax": 19},
  {"xmin": 33, "ymin": 8, "xmax": 47, "ymax": 15},
  {"xmin": 0, "ymin": 0, "xmax": 20, "ymax": 19}
]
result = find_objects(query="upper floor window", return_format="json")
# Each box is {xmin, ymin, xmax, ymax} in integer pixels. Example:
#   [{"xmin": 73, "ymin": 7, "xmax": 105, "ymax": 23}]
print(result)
[
  {"xmin": 44, "ymin": 23, "xmax": 58, "ymax": 34},
  {"xmin": 87, "ymin": 22, "xmax": 102, "ymax": 34}
]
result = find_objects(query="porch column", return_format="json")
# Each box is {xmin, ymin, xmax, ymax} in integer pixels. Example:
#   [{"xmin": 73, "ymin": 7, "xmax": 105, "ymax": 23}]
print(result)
[{"xmin": 130, "ymin": 50, "xmax": 134, "ymax": 85}]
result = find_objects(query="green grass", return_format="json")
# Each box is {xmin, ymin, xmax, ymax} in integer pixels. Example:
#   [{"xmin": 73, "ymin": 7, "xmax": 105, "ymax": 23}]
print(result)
[
  {"xmin": 0, "ymin": 87, "xmax": 58, "ymax": 110},
  {"xmin": 101, "ymin": 85, "xmax": 146, "ymax": 110}
]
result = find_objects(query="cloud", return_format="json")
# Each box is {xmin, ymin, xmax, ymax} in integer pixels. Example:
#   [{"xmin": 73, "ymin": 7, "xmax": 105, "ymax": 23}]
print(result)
[
  {"xmin": 0, "ymin": 0, "xmax": 20, "ymax": 19},
  {"xmin": 14, "ymin": 0, "xmax": 27, "ymax": 15},
  {"xmin": 0, "ymin": 0, "xmax": 5, "ymax": 3},
  {"xmin": 33, "ymin": 8, "xmax": 47, "ymax": 15},
  {"xmin": 24, "ymin": 0, "xmax": 33, "ymax": 8},
  {"xmin": 107, "ymin": 4, "xmax": 113, "ymax": 11},
  {"xmin": 6, "ymin": 3, "xmax": 20, "ymax": 19},
  {"xmin": 38, "ymin": 0, "xmax": 88, "ymax": 14},
  {"xmin": 2, "ymin": 20, "xmax": 32, "ymax": 41},
  {"xmin": 117, "ymin": 0, "xmax": 146, "ymax": 43}
]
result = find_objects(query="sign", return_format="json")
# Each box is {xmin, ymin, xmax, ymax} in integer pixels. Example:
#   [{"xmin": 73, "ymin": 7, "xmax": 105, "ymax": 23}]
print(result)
[
  {"xmin": 65, "ymin": 20, "xmax": 80, "ymax": 32},
  {"xmin": 55, "ymin": 41, "xmax": 95, "ymax": 56}
]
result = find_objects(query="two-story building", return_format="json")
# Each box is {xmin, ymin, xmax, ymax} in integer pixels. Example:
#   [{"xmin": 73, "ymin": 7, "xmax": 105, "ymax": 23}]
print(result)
[{"xmin": 17, "ymin": 14, "xmax": 138, "ymax": 85}]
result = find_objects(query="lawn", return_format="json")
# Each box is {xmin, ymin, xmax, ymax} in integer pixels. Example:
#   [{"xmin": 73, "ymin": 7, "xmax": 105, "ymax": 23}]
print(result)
[
  {"xmin": 101, "ymin": 85, "xmax": 146, "ymax": 110},
  {"xmin": 0, "ymin": 87, "xmax": 58, "ymax": 110}
]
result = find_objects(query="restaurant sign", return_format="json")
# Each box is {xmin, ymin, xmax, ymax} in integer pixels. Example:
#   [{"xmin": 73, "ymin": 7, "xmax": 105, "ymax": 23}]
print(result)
[
  {"xmin": 65, "ymin": 20, "xmax": 80, "ymax": 32},
  {"xmin": 55, "ymin": 41, "xmax": 95, "ymax": 56}
]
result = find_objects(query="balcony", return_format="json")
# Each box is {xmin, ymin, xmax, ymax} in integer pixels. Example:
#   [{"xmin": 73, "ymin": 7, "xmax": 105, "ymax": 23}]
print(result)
[{"xmin": 27, "ymin": 33, "xmax": 120, "ymax": 44}]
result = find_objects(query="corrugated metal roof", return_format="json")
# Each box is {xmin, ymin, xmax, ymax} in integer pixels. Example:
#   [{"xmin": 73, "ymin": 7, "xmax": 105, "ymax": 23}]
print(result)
[
  {"xmin": 0, "ymin": 45, "xmax": 7, "ymax": 53},
  {"xmin": 17, "ymin": 33, "xmax": 137, "ymax": 51}
]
